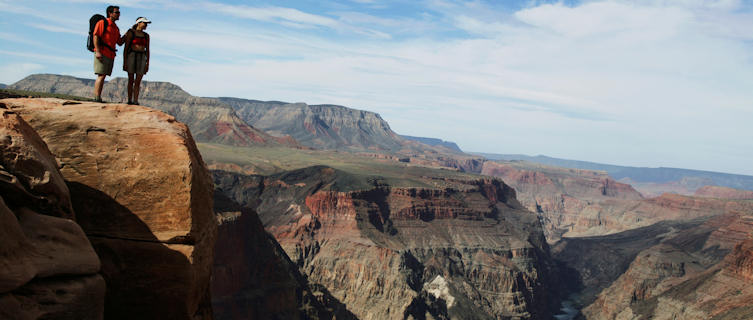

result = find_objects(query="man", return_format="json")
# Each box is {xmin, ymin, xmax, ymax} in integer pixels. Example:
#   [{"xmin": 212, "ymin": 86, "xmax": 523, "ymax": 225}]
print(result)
[{"xmin": 92, "ymin": 5, "xmax": 124, "ymax": 102}]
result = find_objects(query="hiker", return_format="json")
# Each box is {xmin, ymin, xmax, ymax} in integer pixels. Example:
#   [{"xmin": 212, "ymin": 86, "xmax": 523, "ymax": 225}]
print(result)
[
  {"xmin": 122, "ymin": 17, "xmax": 151, "ymax": 105},
  {"xmin": 92, "ymin": 5, "xmax": 124, "ymax": 102}
]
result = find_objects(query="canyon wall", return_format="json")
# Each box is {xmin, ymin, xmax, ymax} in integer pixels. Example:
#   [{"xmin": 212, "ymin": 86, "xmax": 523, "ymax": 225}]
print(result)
[
  {"xmin": 582, "ymin": 206, "xmax": 753, "ymax": 319},
  {"xmin": 214, "ymin": 166, "xmax": 562, "ymax": 319}
]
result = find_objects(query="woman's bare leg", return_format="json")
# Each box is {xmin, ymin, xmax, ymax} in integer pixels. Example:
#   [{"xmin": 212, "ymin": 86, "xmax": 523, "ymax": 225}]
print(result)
[
  {"xmin": 134, "ymin": 73, "xmax": 144, "ymax": 104},
  {"xmin": 127, "ymin": 72, "xmax": 135, "ymax": 103}
]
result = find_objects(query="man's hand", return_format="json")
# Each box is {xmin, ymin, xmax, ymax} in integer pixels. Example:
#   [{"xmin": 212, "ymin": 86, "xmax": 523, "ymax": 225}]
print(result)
[{"xmin": 95, "ymin": 50, "xmax": 103, "ymax": 61}]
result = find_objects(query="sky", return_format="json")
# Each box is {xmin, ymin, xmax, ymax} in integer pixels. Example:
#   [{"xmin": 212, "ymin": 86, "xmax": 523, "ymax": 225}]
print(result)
[{"xmin": 1, "ymin": 0, "xmax": 752, "ymax": 176}]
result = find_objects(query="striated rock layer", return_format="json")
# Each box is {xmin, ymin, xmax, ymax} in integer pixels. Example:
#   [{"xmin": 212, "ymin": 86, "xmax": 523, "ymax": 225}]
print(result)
[
  {"xmin": 214, "ymin": 166, "xmax": 562, "ymax": 319},
  {"xmin": 481, "ymin": 161, "xmax": 643, "ymax": 241},
  {"xmin": 1, "ymin": 108, "xmax": 104, "ymax": 319},
  {"xmin": 579, "ymin": 202, "xmax": 753, "ymax": 320},
  {"xmin": 2, "ymin": 98, "xmax": 217, "ymax": 319},
  {"xmin": 694, "ymin": 185, "xmax": 753, "ymax": 200},
  {"xmin": 211, "ymin": 190, "xmax": 356, "ymax": 320}
]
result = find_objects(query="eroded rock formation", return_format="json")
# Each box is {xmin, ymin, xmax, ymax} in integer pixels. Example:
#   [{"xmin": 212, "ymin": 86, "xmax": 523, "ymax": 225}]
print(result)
[
  {"xmin": 1, "ymin": 98, "xmax": 217, "ymax": 319},
  {"xmin": 0, "ymin": 108, "xmax": 104, "ymax": 319},
  {"xmin": 481, "ymin": 161, "xmax": 644, "ymax": 241},
  {"xmin": 214, "ymin": 166, "xmax": 561, "ymax": 319}
]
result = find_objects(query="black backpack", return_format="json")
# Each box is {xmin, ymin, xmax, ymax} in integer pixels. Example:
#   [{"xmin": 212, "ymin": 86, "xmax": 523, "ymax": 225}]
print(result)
[{"xmin": 87, "ymin": 14, "xmax": 115, "ymax": 53}]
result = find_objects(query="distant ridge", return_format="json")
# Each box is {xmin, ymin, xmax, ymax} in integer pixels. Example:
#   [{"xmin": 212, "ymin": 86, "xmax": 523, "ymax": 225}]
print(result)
[
  {"xmin": 400, "ymin": 135, "xmax": 462, "ymax": 152},
  {"xmin": 217, "ymin": 97, "xmax": 462, "ymax": 155},
  {"xmin": 0, "ymin": 83, "xmax": 6, "ymax": 89},
  {"xmin": 476, "ymin": 152, "xmax": 753, "ymax": 192}
]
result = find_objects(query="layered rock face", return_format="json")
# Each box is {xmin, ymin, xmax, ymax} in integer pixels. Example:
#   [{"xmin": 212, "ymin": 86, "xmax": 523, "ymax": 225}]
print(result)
[
  {"xmin": 1, "ymin": 109, "xmax": 104, "ymax": 319},
  {"xmin": 578, "ymin": 204, "xmax": 753, "ymax": 320},
  {"xmin": 10, "ymin": 74, "xmax": 297, "ymax": 148},
  {"xmin": 694, "ymin": 185, "xmax": 753, "ymax": 200},
  {"xmin": 211, "ymin": 191, "xmax": 355, "ymax": 320},
  {"xmin": 218, "ymin": 98, "xmax": 404, "ymax": 151},
  {"xmin": 2, "ymin": 98, "xmax": 217, "ymax": 319},
  {"xmin": 214, "ymin": 166, "xmax": 561, "ymax": 319},
  {"xmin": 481, "ymin": 161, "xmax": 643, "ymax": 241}
]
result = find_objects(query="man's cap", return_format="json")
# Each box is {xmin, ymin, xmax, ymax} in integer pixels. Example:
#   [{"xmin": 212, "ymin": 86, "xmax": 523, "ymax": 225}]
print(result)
[{"xmin": 136, "ymin": 17, "xmax": 151, "ymax": 24}]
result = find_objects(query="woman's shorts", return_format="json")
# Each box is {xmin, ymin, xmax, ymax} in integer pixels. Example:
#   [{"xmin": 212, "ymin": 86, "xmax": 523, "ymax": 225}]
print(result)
[
  {"xmin": 93, "ymin": 55, "xmax": 114, "ymax": 76},
  {"xmin": 126, "ymin": 51, "xmax": 148, "ymax": 75}
]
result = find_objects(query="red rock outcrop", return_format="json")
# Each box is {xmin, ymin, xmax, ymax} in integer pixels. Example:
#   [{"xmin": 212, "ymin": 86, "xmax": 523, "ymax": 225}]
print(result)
[
  {"xmin": 1, "ymin": 108, "xmax": 104, "ymax": 319},
  {"xmin": 695, "ymin": 185, "xmax": 753, "ymax": 200},
  {"xmin": 2, "ymin": 98, "xmax": 217, "ymax": 319},
  {"xmin": 214, "ymin": 167, "xmax": 560, "ymax": 319}
]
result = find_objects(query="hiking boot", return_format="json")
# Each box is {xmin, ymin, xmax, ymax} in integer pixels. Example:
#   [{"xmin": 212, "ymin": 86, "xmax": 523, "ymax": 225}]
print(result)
[{"xmin": 94, "ymin": 97, "xmax": 103, "ymax": 103}]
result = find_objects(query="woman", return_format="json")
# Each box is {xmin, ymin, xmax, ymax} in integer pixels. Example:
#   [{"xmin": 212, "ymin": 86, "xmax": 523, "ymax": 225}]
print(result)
[{"xmin": 122, "ymin": 17, "xmax": 150, "ymax": 105}]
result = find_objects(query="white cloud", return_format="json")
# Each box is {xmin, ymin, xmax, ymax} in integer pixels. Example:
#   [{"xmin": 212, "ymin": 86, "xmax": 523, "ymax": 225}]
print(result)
[
  {"xmin": 26, "ymin": 22, "xmax": 83, "ymax": 35},
  {"xmin": 201, "ymin": 2, "xmax": 337, "ymax": 28},
  {"xmin": 3, "ymin": 0, "xmax": 752, "ymax": 174}
]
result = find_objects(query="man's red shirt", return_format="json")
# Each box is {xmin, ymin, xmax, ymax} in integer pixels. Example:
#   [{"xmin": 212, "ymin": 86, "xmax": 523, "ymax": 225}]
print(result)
[{"xmin": 93, "ymin": 18, "xmax": 120, "ymax": 59}]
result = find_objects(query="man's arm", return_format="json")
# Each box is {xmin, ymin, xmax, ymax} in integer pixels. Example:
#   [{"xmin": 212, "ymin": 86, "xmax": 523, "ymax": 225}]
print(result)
[
  {"xmin": 121, "ymin": 30, "xmax": 132, "ymax": 48},
  {"xmin": 92, "ymin": 20, "xmax": 103, "ymax": 60},
  {"xmin": 117, "ymin": 29, "xmax": 125, "ymax": 46}
]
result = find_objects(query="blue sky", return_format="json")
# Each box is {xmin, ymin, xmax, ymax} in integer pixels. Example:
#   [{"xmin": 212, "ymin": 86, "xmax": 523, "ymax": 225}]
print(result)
[{"xmin": 1, "ymin": 0, "xmax": 752, "ymax": 176}]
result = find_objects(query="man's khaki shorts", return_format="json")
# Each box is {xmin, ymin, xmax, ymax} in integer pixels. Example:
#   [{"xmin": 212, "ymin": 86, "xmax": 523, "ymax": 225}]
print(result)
[{"xmin": 94, "ymin": 55, "xmax": 114, "ymax": 76}]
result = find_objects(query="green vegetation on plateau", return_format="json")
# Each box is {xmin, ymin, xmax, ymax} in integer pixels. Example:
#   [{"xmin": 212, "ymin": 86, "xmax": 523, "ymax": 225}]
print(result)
[{"xmin": 198, "ymin": 143, "xmax": 484, "ymax": 191}]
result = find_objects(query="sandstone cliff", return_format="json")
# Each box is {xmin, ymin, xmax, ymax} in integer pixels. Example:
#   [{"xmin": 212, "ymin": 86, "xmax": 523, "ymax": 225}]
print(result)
[
  {"xmin": 1, "ymin": 97, "xmax": 217, "ymax": 319},
  {"xmin": 1, "ymin": 108, "xmax": 104, "ymax": 319},
  {"xmin": 213, "ymin": 166, "xmax": 562, "ymax": 319}
]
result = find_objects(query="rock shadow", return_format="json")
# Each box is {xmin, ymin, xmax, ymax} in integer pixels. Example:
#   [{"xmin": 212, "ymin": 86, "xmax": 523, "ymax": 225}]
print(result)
[
  {"xmin": 67, "ymin": 181, "xmax": 204, "ymax": 320},
  {"xmin": 212, "ymin": 191, "xmax": 357, "ymax": 320}
]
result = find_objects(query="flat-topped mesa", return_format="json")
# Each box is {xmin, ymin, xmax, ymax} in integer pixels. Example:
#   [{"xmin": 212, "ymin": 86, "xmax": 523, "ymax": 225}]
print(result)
[
  {"xmin": 2, "ymin": 98, "xmax": 217, "ymax": 319},
  {"xmin": 213, "ymin": 167, "xmax": 560, "ymax": 319}
]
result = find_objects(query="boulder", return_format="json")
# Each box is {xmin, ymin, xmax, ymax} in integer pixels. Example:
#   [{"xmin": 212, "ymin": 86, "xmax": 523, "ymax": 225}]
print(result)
[{"xmin": 3, "ymin": 98, "xmax": 217, "ymax": 319}]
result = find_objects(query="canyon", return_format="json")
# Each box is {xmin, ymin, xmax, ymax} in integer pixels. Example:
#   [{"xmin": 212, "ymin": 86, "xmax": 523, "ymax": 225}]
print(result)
[
  {"xmin": 212, "ymin": 166, "xmax": 562, "ymax": 319},
  {"xmin": 4, "ymin": 79, "xmax": 753, "ymax": 319}
]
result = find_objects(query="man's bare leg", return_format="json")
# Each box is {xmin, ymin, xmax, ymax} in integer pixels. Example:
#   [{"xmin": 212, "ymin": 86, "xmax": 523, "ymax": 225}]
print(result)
[{"xmin": 93, "ymin": 74, "xmax": 106, "ymax": 102}]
